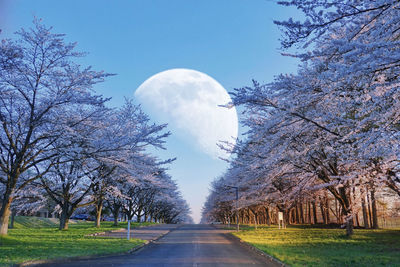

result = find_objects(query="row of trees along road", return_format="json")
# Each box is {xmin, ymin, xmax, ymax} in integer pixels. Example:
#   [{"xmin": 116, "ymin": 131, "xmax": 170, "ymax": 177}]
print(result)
[
  {"xmin": 202, "ymin": 0, "xmax": 400, "ymax": 236},
  {"xmin": 0, "ymin": 20, "xmax": 192, "ymax": 235}
]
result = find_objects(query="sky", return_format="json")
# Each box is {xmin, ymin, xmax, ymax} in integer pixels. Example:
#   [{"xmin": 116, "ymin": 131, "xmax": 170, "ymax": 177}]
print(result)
[{"xmin": 1, "ymin": 0, "xmax": 300, "ymax": 223}]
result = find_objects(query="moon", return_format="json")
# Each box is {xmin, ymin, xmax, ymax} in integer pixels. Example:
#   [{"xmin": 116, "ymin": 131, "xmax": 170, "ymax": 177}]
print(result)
[{"xmin": 134, "ymin": 68, "xmax": 238, "ymax": 158}]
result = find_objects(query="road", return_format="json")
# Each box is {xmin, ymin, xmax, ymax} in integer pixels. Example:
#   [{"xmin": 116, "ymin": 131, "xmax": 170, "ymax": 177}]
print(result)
[{"xmin": 39, "ymin": 224, "xmax": 279, "ymax": 267}]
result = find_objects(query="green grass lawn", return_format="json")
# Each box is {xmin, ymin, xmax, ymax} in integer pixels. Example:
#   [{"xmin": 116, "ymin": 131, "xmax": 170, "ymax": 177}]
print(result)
[
  {"xmin": 233, "ymin": 225, "xmax": 400, "ymax": 267},
  {"xmin": 0, "ymin": 216, "xmax": 151, "ymax": 266}
]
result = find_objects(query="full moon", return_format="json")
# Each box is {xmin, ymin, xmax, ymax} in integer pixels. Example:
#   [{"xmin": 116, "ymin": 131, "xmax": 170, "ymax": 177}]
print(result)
[{"xmin": 134, "ymin": 68, "xmax": 238, "ymax": 158}]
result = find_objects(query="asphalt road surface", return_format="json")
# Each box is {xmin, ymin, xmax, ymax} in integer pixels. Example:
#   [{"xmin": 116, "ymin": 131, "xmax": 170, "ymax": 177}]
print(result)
[{"xmin": 39, "ymin": 224, "xmax": 279, "ymax": 267}]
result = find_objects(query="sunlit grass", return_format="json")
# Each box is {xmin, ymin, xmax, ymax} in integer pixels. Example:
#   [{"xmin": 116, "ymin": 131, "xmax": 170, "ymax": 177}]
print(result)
[
  {"xmin": 233, "ymin": 225, "xmax": 400, "ymax": 267},
  {"xmin": 0, "ymin": 217, "xmax": 150, "ymax": 266}
]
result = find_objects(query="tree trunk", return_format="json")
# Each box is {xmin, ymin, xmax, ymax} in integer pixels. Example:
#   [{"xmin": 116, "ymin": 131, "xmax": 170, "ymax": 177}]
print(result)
[
  {"xmin": 361, "ymin": 194, "xmax": 369, "ymax": 228},
  {"xmin": 355, "ymin": 212, "xmax": 360, "ymax": 227},
  {"xmin": 367, "ymin": 189, "xmax": 373, "ymax": 228},
  {"xmin": 325, "ymin": 196, "xmax": 330, "ymax": 224},
  {"xmin": 307, "ymin": 201, "xmax": 312, "ymax": 224},
  {"xmin": 320, "ymin": 199, "xmax": 327, "ymax": 224},
  {"xmin": 339, "ymin": 186, "xmax": 354, "ymax": 236},
  {"xmin": 341, "ymin": 191, "xmax": 354, "ymax": 236},
  {"xmin": 112, "ymin": 206, "xmax": 119, "ymax": 226},
  {"xmin": 346, "ymin": 217, "xmax": 354, "ymax": 236},
  {"xmin": 59, "ymin": 207, "xmax": 70, "ymax": 230},
  {"xmin": 0, "ymin": 193, "xmax": 13, "ymax": 235},
  {"xmin": 370, "ymin": 188, "xmax": 379, "ymax": 229},
  {"xmin": 284, "ymin": 210, "xmax": 289, "ymax": 228},
  {"xmin": 95, "ymin": 200, "xmax": 103, "ymax": 228},
  {"xmin": 335, "ymin": 199, "xmax": 339, "ymax": 224},
  {"xmin": 299, "ymin": 203, "xmax": 304, "ymax": 224},
  {"xmin": 9, "ymin": 210, "xmax": 15, "ymax": 229},
  {"xmin": 312, "ymin": 201, "xmax": 318, "ymax": 224},
  {"xmin": 136, "ymin": 207, "xmax": 142, "ymax": 223},
  {"xmin": 249, "ymin": 207, "xmax": 257, "ymax": 229},
  {"xmin": 265, "ymin": 207, "xmax": 271, "ymax": 226},
  {"xmin": 295, "ymin": 204, "xmax": 300, "ymax": 224},
  {"xmin": 111, "ymin": 203, "xmax": 120, "ymax": 226}
]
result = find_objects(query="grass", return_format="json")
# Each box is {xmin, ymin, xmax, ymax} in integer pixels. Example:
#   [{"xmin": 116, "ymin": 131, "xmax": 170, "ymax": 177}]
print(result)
[
  {"xmin": 0, "ymin": 216, "xmax": 152, "ymax": 266},
  {"xmin": 9, "ymin": 215, "xmax": 62, "ymax": 228},
  {"xmin": 233, "ymin": 225, "xmax": 400, "ymax": 267}
]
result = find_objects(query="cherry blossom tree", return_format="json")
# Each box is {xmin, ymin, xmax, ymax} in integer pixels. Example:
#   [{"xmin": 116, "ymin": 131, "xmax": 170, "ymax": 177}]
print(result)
[
  {"xmin": 0, "ymin": 20, "xmax": 110, "ymax": 235},
  {"xmin": 274, "ymin": 0, "xmax": 400, "ymax": 185},
  {"xmin": 87, "ymin": 99, "xmax": 171, "ymax": 227},
  {"xmin": 39, "ymin": 99, "xmax": 171, "ymax": 230},
  {"xmin": 203, "ymin": 0, "xmax": 399, "ymax": 236}
]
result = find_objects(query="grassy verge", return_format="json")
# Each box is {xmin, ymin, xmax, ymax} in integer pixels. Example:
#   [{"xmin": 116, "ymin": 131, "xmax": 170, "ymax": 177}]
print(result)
[
  {"xmin": 233, "ymin": 225, "xmax": 400, "ymax": 267},
  {"xmin": 0, "ymin": 216, "xmax": 152, "ymax": 266}
]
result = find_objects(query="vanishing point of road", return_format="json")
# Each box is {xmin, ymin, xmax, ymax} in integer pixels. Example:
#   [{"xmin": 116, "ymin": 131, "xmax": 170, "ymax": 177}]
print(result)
[{"xmin": 40, "ymin": 224, "xmax": 280, "ymax": 267}]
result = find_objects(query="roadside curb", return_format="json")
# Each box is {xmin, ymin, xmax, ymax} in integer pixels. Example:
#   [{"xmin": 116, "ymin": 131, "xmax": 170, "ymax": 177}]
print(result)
[
  {"xmin": 17, "ymin": 242, "xmax": 145, "ymax": 267},
  {"xmin": 127, "ymin": 224, "xmax": 183, "ymax": 255},
  {"xmin": 85, "ymin": 223, "xmax": 162, "ymax": 237},
  {"xmin": 85, "ymin": 228, "xmax": 125, "ymax": 237},
  {"xmin": 128, "ymin": 224, "xmax": 183, "ymax": 253},
  {"xmin": 17, "ymin": 224, "xmax": 179, "ymax": 267},
  {"xmin": 228, "ymin": 233, "xmax": 287, "ymax": 267}
]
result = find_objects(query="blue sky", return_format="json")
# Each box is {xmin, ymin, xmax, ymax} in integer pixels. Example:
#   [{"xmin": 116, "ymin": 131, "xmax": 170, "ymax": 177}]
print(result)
[{"xmin": 2, "ymin": 0, "xmax": 300, "ymax": 222}]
